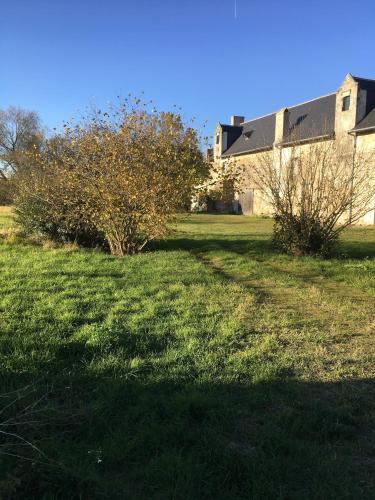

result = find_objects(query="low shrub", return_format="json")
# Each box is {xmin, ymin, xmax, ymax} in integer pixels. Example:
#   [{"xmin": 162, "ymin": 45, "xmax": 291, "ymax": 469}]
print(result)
[
  {"xmin": 273, "ymin": 214, "xmax": 338, "ymax": 257},
  {"xmin": 15, "ymin": 196, "xmax": 106, "ymax": 248}
]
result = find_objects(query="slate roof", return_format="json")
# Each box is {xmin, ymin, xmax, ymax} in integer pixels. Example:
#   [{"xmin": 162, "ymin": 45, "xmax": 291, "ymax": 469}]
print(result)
[
  {"xmin": 353, "ymin": 108, "xmax": 375, "ymax": 132},
  {"xmin": 222, "ymin": 113, "xmax": 275, "ymax": 157},
  {"xmin": 220, "ymin": 76, "xmax": 375, "ymax": 157},
  {"xmin": 284, "ymin": 93, "xmax": 336, "ymax": 143},
  {"xmin": 220, "ymin": 124, "xmax": 243, "ymax": 152},
  {"xmin": 353, "ymin": 77, "xmax": 375, "ymax": 116},
  {"xmin": 222, "ymin": 93, "xmax": 336, "ymax": 157},
  {"xmin": 352, "ymin": 77, "xmax": 375, "ymax": 132}
]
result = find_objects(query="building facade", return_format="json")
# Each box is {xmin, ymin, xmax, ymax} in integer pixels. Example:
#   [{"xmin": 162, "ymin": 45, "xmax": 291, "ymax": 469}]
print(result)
[{"xmin": 212, "ymin": 74, "xmax": 375, "ymax": 224}]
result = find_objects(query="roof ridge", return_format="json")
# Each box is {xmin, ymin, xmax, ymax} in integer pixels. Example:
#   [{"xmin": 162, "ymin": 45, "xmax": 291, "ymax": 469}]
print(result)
[
  {"xmin": 219, "ymin": 122, "xmax": 243, "ymax": 128},
  {"xmin": 241, "ymin": 111, "xmax": 275, "ymax": 124},
  {"xmin": 287, "ymin": 92, "xmax": 336, "ymax": 109},
  {"xmin": 241, "ymin": 92, "xmax": 335, "ymax": 125},
  {"xmin": 353, "ymin": 76, "xmax": 375, "ymax": 83}
]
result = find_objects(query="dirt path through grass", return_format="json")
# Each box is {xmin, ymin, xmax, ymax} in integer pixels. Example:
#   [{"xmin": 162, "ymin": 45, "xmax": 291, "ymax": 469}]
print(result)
[{"xmin": 190, "ymin": 245, "xmax": 375, "ymax": 381}]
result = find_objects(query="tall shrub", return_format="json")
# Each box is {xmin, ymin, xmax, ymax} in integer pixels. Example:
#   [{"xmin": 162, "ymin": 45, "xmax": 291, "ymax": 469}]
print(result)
[{"xmin": 16, "ymin": 100, "xmax": 208, "ymax": 255}]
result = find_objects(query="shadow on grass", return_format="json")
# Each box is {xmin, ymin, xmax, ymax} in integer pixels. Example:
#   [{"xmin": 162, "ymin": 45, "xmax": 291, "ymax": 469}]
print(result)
[
  {"xmin": 152, "ymin": 235, "xmax": 275, "ymax": 257},
  {"xmin": 153, "ymin": 235, "xmax": 375, "ymax": 261},
  {"xmin": 2, "ymin": 357, "xmax": 375, "ymax": 499},
  {"xmin": 338, "ymin": 240, "xmax": 375, "ymax": 259}
]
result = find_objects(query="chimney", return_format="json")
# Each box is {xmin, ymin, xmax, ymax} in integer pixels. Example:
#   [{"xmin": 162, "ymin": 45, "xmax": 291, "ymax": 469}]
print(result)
[
  {"xmin": 230, "ymin": 115, "xmax": 245, "ymax": 127},
  {"xmin": 274, "ymin": 108, "xmax": 289, "ymax": 145}
]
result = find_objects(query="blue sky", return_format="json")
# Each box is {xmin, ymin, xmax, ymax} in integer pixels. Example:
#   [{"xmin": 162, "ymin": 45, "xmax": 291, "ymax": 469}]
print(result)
[{"xmin": 2, "ymin": 0, "xmax": 375, "ymax": 142}]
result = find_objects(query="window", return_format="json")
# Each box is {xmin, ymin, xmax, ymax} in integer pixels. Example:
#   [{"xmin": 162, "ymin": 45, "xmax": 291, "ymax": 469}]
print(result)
[
  {"xmin": 243, "ymin": 130, "xmax": 253, "ymax": 140},
  {"xmin": 222, "ymin": 132, "xmax": 228, "ymax": 151},
  {"xmin": 216, "ymin": 134, "xmax": 220, "ymax": 144},
  {"xmin": 342, "ymin": 95, "xmax": 350, "ymax": 111}
]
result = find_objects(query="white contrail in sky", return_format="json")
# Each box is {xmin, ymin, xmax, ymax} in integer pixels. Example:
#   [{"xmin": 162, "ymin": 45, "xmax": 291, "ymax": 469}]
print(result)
[{"xmin": 234, "ymin": 0, "xmax": 237, "ymax": 19}]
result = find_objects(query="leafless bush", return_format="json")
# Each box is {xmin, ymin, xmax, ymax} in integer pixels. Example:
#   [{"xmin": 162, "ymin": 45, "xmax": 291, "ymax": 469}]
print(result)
[{"xmin": 250, "ymin": 138, "xmax": 375, "ymax": 255}]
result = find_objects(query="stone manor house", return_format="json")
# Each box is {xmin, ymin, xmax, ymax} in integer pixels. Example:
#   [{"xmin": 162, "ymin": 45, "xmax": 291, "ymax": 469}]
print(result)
[{"xmin": 210, "ymin": 74, "xmax": 375, "ymax": 224}]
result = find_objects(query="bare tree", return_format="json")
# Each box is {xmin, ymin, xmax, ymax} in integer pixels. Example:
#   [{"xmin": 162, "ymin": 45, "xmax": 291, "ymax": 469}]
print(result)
[
  {"xmin": 0, "ymin": 106, "xmax": 43, "ymax": 179},
  {"xmin": 249, "ymin": 138, "xmax": 375, "ymax": 255},
  {"xmin": 197, "ymin": 156, "xmax": 245, "ymax": 211}
]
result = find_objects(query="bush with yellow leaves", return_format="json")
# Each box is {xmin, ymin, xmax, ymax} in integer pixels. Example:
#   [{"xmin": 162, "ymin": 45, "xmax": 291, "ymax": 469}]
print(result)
[{"xmin": 15, "ymin": 99, "xmax": 208, "ymax": 255}]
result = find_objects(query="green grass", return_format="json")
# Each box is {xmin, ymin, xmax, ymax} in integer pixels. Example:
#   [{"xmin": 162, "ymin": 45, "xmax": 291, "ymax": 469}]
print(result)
[{"xmin": 1, "ymin": 208, "xmax": 375, "ymax": 499}]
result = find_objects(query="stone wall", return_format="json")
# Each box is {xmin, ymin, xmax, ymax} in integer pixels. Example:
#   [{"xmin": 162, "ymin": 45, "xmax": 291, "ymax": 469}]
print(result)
[{"xmin": 356, "ymin": 130, "xmax": 375, "ymax": 224}]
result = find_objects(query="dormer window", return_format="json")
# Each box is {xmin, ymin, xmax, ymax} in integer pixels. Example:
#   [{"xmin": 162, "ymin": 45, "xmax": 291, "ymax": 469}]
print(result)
[
  {"xmin": 243, "ymin": 130, "xmax": 253, "ymax": 140},
  {"xmin": 342, "ymin": 95, "xmax": 351, "ymax": 111}
]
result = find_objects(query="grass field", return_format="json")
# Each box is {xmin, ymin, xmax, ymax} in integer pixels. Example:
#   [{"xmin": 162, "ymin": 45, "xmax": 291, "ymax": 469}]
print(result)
[{"xmin": 1, "ymin": 206, "xmax": 375, "ymax": 499}]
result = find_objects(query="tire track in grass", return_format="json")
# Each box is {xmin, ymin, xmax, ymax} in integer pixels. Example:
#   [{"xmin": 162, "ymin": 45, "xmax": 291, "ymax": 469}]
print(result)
[{"xmin": 191, "ymin": 249, "xmax": 375, "ymax": 379}]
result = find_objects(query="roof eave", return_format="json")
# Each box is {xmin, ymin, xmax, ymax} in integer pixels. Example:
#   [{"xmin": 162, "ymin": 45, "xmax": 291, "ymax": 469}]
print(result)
[
  {"xmin": 221, "ymin": 145, "xmax": 273, "ymax": 158},
  {"xmin": 221, "ymin": 133, "xmax": 334, "ymax": 158},
  {"xmin": 275, "ymin": 133, "xmax": 335, "ymax": 147},
  {"xmin": 350, "ymin": 125, "xmax": 375, "ymax": 134}
]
